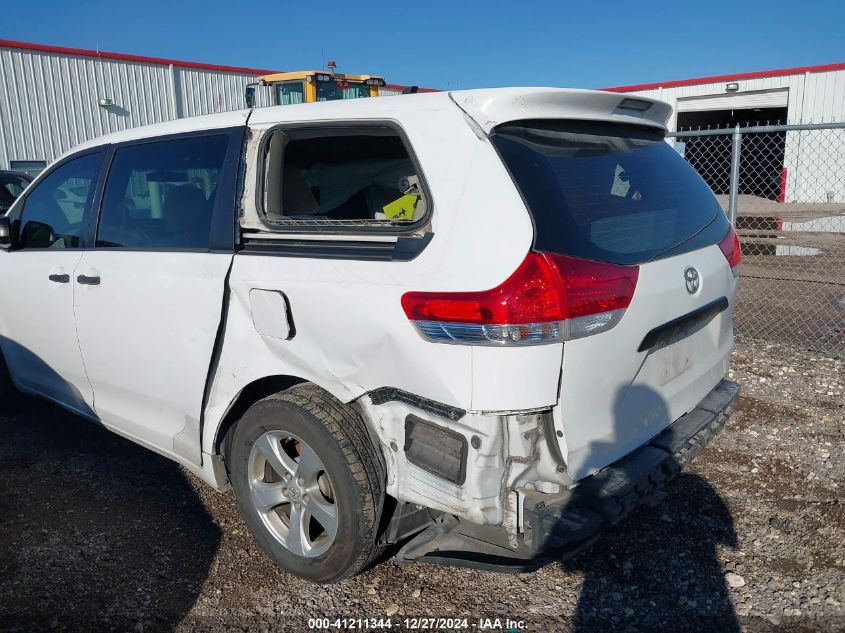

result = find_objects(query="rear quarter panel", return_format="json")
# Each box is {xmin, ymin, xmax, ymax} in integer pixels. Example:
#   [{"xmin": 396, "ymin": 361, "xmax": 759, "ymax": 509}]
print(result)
[{"xmin": 202, "ymin": 103, "xmax": 565, "ymax": 453}]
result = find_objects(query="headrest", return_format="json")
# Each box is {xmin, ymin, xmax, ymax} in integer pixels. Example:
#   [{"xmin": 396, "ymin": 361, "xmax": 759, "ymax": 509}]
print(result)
[
  {"xmin": 283, "ymin": 164, "xmax": 319, "ymax": 216},
  {"xmin": 164, "ymin": 184, "xmax": 206, "ymax": 232}
]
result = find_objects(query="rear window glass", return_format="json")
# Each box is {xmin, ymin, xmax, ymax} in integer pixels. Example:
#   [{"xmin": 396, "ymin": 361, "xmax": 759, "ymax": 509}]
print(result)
[{"xmin": 491, "ymin": 120, "xmax": 728, "ymax": 265}]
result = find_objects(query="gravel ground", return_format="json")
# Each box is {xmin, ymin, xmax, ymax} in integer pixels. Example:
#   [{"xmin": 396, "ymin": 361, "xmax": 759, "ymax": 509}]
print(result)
[{"xmin": 1, "ymin": 339, "xmax": 843, "ymax": 632}]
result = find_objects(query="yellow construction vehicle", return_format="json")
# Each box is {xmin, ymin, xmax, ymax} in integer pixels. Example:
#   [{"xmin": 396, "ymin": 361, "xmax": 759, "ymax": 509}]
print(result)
[{"xmin": 245, "ymin": 61, "xmax": 388, "ymax": 108}]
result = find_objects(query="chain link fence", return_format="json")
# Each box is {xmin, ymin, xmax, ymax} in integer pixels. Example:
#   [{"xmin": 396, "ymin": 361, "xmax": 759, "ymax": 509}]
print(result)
[{"xmin": 669, "ymin": 123, "xmax": 845, "ymax": 358}]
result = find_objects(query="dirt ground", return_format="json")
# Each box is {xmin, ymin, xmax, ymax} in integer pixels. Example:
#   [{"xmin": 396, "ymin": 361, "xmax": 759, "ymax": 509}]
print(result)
[{"xmin": 1, "ymin": 339, "xmax": 843, "ymax": 632}]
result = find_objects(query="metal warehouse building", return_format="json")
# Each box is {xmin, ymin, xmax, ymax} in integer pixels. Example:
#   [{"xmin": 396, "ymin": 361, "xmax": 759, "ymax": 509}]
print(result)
[
  {"xmin": 606, "ymin": 63, "xmax": 845, "ymax": 203},
  {"xmin": 606, "ymin": 63, "xmax": 845, "ymax": 129},
  {"xmin": 0, "ymin": 39, "xmax": 407, "ymax": 173},
  {"xmin": 2, "ymin": 37, "xmax": 843, "ymax": 203}
]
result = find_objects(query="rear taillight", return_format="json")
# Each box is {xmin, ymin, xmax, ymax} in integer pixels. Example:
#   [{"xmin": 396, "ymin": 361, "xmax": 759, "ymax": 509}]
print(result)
[
  {"xmin": 718, "ymin": 225, "xmax": 741, "ymax": 277},
  {"xmin": 401, "ymin": 253, "xmax": 639, "ymax": 346}
]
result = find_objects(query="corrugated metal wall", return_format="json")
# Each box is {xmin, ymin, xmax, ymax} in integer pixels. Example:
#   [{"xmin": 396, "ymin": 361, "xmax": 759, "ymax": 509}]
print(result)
[
  {"xmin": 177, "ymin": 67, "xmax": 258, "ymax": 117},
  {"xmin": 0, "ymin": 45, "xmax": 259, "ymax": 169},
  {"xmin": 620, "ymin": 69, "xmax": 845, "ymax": 129},
  {"xmin": 620, "ymin": 69, "xmax": 845, "ymax": 203}
]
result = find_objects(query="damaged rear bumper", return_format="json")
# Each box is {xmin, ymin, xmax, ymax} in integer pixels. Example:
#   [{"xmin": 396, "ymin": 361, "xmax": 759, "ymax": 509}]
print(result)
[{"xmin": 396, "ymin": 379, "xmax": 740, "ymax": 571}]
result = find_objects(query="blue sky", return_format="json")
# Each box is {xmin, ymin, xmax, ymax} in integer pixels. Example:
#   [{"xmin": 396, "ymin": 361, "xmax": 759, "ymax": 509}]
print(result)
[{"xmin": 4, "ymin": 0, "xmax": 844, "ymax": 89}]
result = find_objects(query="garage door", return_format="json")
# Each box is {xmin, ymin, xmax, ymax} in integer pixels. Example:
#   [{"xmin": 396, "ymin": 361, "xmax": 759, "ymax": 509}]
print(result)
[{"xmin": 677, "ymin": 88, "xmax": 789, "ymax": 112}]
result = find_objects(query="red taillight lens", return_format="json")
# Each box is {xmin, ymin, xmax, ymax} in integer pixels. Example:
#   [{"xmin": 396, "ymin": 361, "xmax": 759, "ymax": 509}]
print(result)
[
  {"xmin": 718, "ymin": 225, "xmax": 742, "ymax": 273},
  {"xmin": 545, "ymin": 253, "xmax": 638, "ymax": 319},
  {"xmin": 401, "ymin": 253, "xmax": 564, "ymax": 325},
  {"xmin": 402, "ymin": 253, "xmax": 639, "ymax": 345}
]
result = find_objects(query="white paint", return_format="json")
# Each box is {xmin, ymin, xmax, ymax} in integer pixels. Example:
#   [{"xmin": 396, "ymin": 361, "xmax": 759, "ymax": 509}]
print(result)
[
  {"xmin": 0, "ymin": 250, "xmax": 94, "ymax": 416},
  {"xmin": 249, "ymin": 289, "xmax": 292, "ymax": 339},
  {"xmin": 72, "ymin": 251, "xmax": 232, "ymax": 457},
  {"xmin": 450, "ymin": 87, "xmax": 671, "ymax": 133},
  {"xmin": 0, "ymin": 88, "xmax": 736, "ymax": 540},
  {"xmin": 554, "ymin": 245, "xmax": 736, "ymax": 480}
]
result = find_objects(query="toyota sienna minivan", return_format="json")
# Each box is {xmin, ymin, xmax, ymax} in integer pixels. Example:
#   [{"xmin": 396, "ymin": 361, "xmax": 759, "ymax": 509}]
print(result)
[{"xmin": 0, "ymin": 88, "xmax": 741, "ymax": 583}]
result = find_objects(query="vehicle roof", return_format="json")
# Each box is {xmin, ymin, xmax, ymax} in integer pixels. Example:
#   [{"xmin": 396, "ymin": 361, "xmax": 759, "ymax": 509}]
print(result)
[
  {"xmin": 67, "ymin": 110, "xmax": 252, "ymax": 157},
  {"xmin": 247, "ymin": 88, "xmax": 672, "ymax": 131},
  {"xmin": 65, "ymin": 88, "xmax": 671, "ymax": 159},
  {"xmin": 258, "ymin": 71, "xmax": 384, "ymax": 83}
]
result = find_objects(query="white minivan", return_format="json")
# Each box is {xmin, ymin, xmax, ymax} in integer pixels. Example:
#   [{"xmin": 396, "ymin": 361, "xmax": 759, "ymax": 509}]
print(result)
[{"xmin": 0, "ymin": 88, "xmax": 741, "ymax": 583}]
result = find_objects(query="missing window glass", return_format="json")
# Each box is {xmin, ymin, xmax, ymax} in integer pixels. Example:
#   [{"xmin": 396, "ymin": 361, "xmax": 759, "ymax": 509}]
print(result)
[{"xmin": 261, "ymin": 126, "xmax": 428, "ymax": 230}]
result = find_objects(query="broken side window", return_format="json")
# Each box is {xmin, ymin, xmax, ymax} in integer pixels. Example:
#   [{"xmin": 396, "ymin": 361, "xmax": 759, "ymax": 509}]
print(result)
[{"xmin": 261, "ymin": 126, "xmax": 427, "ymax": 229}]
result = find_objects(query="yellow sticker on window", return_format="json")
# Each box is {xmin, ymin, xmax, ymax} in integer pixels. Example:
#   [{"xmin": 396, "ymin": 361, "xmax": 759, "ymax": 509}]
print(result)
[{"xmin": 382, "ymin": 194, "xmax": 417, "ymax": 220}]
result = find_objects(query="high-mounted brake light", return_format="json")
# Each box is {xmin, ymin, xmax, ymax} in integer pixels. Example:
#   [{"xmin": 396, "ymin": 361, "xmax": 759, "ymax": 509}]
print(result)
[
  {"xmin": 718, "ymin": 225, "xmax": 741, "ymax": 277},
  {"xmin": 401, "ymin": 253, "xmax": 639, "ymax": 346}
]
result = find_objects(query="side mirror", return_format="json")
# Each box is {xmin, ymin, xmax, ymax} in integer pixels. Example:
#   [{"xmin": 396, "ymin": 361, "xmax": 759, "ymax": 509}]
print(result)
[
  {"xmin": 0, "ymin": 215, "xmax": 11, "ymax": 250},
  {"xmin": 245, "ymin": 85, "xmax": 257, "ymax": 109},
  {"xmin": 20, "ymin": 220, "xmax": 54, "ymax": 249}
]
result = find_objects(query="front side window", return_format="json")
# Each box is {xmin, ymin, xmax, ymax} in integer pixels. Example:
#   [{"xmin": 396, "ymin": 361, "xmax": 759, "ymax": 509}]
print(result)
[
  {"xmin": 97, "ymin": 135, "xmax": 229, "ymax": 249},
  {"xmin": 17, "ymin": 153, "xmax": 101, "ymax": 249},
  {"xmin": 262, "ymin": 127, "xmax": 426, "ymax": 228}
]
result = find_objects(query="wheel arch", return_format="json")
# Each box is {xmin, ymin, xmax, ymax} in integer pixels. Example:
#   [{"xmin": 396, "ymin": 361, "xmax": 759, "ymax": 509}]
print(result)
[
  {"xmin": 210, "ymin": 374, "xmax": 307, "ymax": 459},
  {"xmin": 206, "ymin": 373, "xmax": 389, "ymax": 508}
]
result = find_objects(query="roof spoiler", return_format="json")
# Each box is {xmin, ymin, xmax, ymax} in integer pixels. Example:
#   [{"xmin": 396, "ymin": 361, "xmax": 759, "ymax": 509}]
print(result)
[{"xmin": 450, "ymin": 88, "xmax": 673, "ymax": 135}]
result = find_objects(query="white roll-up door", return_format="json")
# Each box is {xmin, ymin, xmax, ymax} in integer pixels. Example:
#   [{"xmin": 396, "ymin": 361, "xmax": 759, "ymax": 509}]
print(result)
[{"xmin": 677, "ymin": 89, "xmax": 789, "ymax": 112}]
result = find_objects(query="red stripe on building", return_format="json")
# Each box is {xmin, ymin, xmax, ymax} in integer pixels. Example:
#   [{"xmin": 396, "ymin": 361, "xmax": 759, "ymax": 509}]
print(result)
[
  {"xmin": 0, "ymin": 38, "xmax": 438, "ymax": 92},
  {"xmin": 0, "ymin": 38, "xmax": 279, "ymax": 75},
  {"xmin": 602, "ymin": 62, "xmax": 845, "ymax": 93}
]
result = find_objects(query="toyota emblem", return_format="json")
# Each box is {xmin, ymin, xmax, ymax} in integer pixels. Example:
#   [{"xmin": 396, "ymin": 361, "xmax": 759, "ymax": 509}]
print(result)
[{"xmin": 684, "ymin": 267, "xmax": 700, "ymax": 294}]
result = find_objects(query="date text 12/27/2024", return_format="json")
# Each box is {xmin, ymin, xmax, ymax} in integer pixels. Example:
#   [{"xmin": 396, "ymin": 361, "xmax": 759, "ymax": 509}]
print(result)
[{"xmin": 307, "ymin": 617, "xmax": 527, "ymax": 630}]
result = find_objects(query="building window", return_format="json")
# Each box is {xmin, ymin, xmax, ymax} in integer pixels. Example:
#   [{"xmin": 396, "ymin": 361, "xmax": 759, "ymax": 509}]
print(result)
[{"xmin": 10, "ymin": 160, "xmax": 47, "ymax": 176}]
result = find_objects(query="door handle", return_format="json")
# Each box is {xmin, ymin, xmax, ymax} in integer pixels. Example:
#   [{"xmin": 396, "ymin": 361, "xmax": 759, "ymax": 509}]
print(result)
[
  {"xmin": 77, "ymin": 274, "xmax": 101, "ymax": 285},
  {"xmin": 48, "ymin": 273, "xmax": 70, "ymax": 283}
]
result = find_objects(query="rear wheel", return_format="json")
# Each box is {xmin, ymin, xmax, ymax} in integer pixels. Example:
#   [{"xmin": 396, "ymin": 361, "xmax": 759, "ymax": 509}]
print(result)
[
  {"xmin": 0, "ymin": 351, "xmax": 21, "ymax": 412},
  {"xmin": 227, "ymin": 384, "xmax": 384, "ymax": 583}
]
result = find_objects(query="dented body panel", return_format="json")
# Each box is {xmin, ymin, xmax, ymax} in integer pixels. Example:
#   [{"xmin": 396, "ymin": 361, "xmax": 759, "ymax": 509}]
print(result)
[
  {"xmin": 200, "ymin": 87, "xmax": 733, "ymax": 541},
  {"xmin": 554, "ymin": 245, "xmax": 737, "ymax": 480},
  {"xmin": 1, "ymin": 87, "xmax": 739, "ymax": 568}
]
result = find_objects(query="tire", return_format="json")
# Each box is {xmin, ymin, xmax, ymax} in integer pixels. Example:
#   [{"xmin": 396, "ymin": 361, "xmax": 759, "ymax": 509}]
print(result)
[
  {"xmin": 227, "ymin": 383, "xmax": 385, "ymax": 583},
  {"xmin": 0, "ymin": 350, "xmax": 21, "ymax": 413}
]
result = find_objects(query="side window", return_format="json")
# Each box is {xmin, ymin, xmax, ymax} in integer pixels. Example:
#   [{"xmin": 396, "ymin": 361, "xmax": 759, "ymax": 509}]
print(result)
[
  {"xmin": 262, "ymin": 127, "xmax": 427, "ymax": 228},
  {"xmin": 17, "ymin": 153, "xmax": 101, "ymax": 250},
  {"xmin": 97, "ymin": 135, "xmax": 230, "ymax": 249}
]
